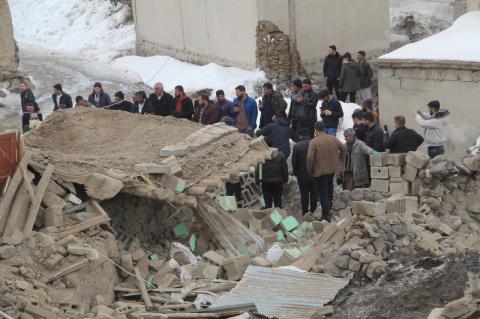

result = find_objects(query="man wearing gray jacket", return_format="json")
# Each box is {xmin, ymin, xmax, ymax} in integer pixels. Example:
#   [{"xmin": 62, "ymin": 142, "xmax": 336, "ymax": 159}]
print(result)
[
  {"xmin": 415, "ymin": 100, "xmax": 451, "ymax": 159},
  {"xmin": 343, "ymin": 128, "xmax": 377, "ymax": 190}
]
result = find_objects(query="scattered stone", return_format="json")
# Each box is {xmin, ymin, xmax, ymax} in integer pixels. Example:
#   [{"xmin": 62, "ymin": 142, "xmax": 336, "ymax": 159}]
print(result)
[
  {"xmin": 0, "ymin": 245, "xmax": 16, "ymax": 259},
  {"xmin": 351, "ymin": 201, "xmax": 386, "ymax": 217}
]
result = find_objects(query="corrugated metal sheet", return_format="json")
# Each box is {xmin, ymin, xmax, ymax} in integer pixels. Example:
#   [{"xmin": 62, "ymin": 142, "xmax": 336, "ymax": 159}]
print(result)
[{"xmin": 215, "ymin": 266, "xmax": 349, "ymax": 319}]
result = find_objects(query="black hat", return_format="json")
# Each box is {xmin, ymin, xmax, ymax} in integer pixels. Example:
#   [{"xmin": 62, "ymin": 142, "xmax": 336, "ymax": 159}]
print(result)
[
  {"xmin": 94, "ymin": 82, "xmax": 102, "ymax": 88},
  {"xmin": 318, "ymin": 88, "xmax": 329, "ymax": 99},
  {"xmin": 114, "ymin": 91, "xmax": 124, "ymax": 100},
  {"xmin": 427, "ymin": 100, "xmax": 440, "ymax": 109}
]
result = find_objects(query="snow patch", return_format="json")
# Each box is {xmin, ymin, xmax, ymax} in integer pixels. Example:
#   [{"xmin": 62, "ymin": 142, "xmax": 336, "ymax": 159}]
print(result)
[
  {"xmin": 382, "ymin": 11, "xmax": 480, "ymax": 62},
  {"xmin": 8, "ymin": 0, "xmax": 135, "ymax": 61}
]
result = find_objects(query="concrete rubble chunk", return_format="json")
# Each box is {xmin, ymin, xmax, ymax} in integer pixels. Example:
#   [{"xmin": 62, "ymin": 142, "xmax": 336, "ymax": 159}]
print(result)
[
  {"xmin": 370, "ymin": 179, "xmax": 389, "ymax": 193},
  {"xmin": 0, "ymin": 245, "xmax": 16, "ymax": 259},
  {"xmin": 370, "ymin": 153, "xmax": 386, "ymax": 167},
  {"xmin": 463, "ymin": 156, "xmax": 480, "ymax": 172},
  {"xmin": 385, "ymin": 153, "xmax": 406, "ymax": 166},
  {"xmin": 352, "ymin": 201, "xmax": 386, "ymax": 217},
  {"xmin": 221, "ymin": 254, "xmax": 251, "ymax": 281},
  {"xmin": 388, "ymin": 166, "xmax": 402, "ymax": 178},
  {"xmin": 203, "ymin": 251, "xmax": 228, "ymax": 266},
  {"xmin": 403, "ymin": 164, "xmax": 419, "ymax": 182},
  {"xmin": 406, "ymin": 151, "xmax": 430, "ymax": 169},
  {"xmin": 64, "ymin": 193, "xmax": 82, "ymax": 205},
  {"xmin": 160, "ymin": 144, "xmax": 189, "ymax": 157},
  {"xmin": 134, "ymin": 163, "xmax": 171, "ymax": 175},
  {"xmin": 43, "ymin": 253, "xmax": 64, "ymax": 270}
]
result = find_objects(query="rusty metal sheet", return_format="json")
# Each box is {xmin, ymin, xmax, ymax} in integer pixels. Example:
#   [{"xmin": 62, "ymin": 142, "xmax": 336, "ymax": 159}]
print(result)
[{"xmin": 216, "ymin": 266, "xmax": 349, "ymax": 319}]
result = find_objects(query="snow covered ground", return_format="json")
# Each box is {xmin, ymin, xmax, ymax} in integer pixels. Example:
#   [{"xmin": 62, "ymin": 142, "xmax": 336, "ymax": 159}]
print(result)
[
  {"xmin": 8, "ymin": 0, "xmax": 135, "ymax": 61},
  {"xmin": 382, "ymin": 11, "xmax": 480, "ymax": 62}
]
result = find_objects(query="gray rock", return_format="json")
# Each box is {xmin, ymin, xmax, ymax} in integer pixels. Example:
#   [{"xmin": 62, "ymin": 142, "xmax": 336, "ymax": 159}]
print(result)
[{"xmin": 0, "ymin": 245, "xmax": 16, "ymax": 259}]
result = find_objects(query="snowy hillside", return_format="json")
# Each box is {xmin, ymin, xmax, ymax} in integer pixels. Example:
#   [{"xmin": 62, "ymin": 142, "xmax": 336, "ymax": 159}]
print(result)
[{"xmin": 8, "ymin": 0, "xmax": 135, "ymax": 60}]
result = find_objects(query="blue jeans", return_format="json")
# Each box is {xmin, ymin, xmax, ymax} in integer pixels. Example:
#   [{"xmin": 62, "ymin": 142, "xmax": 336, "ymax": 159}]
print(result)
[{"xmin": 325, "ymin": 127, "xmax": 337, "ymax": 136}]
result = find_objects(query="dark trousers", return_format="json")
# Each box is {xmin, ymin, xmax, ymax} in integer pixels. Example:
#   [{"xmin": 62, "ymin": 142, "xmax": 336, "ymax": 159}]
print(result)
[
  {"xmin": 326, "ymin": 78, "xmax": 340, "ymax": 97},
  {"xmin": 225, "ymin": 182, "xmax": 242, "ymax": 202},
  {"xmin": 262, "ymin": 181, "xmax": 283, "ymax": 209},
  {"xmin": 314, "ymin": 174, "xmax": 334, "ymax": 221},
  {"xmin": 297, "ymin": 176, "xmax": 318, "ymax": 215},
  {"xmin": 291, "ymin": 119, "xmax": 314, "ymax": 141},
  {"xmin": 428, "ymin": 146, "xmax": 445, "ymax": 159},
  {"xmin": 340, "ymin": 91, "xmax": 356, "ymax": 103}
]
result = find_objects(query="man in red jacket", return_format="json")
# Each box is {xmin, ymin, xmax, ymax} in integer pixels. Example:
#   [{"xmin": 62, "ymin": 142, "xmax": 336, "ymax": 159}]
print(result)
[{"xmin": 173, "ymin": 85, "xmax": 194, "ymax": 120}]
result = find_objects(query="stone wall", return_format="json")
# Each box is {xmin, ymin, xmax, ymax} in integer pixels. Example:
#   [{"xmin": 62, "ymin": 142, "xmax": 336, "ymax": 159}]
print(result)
[
  {"xmin": 0, "ymin": 0, "xmax": 18, "ymax": 81},
  {"xmin": 377, "ymin": 60, "xmax": 480, "ymax": 161}
]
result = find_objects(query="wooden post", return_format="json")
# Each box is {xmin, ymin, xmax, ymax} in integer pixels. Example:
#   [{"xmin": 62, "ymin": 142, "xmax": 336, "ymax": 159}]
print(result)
[{"xmin": 288, "ymin": 0, "xmax": 298, "ymax": 78}]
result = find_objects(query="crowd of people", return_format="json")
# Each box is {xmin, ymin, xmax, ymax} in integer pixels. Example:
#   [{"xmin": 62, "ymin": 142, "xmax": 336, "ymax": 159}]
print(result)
[{"xmin": 18, "ymin": 45, "xmax": 451, "ymax": 222}]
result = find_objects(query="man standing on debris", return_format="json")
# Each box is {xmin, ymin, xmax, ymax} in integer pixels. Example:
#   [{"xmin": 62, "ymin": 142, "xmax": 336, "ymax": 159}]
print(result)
[
  {"xmin": 172, "ymin": 85, "xmax": 194, "ymax": 120},
  {"xmin": 385, "ymin": 116, "xmax": 424, "ymax": 153},
  {"xmin": 319, "ymin": 88, "xmax": 344, "ymax": 136},
  {"xmin": 343, "ymin": 128, "xmax": 376, "ymax": 190},
  {"xmin": 259, "ymin": 82, "xmax": 287, "ymax": 129},
  {"xmin": 109, "ymin": 91, "xmax": 135, "ymax": 113},
  {"xmin": 339, "ymin": 52, "xmax": 361, "ymax": 103},
  {"xmin": 352, "ymin": 110, "xmax": 368, "ymax": 142},
  {"xmin": 232, "ymin": 85, "xmax": 258, "ymax": 136},
  {"xmin": 364, "ymin": 112, "xmax": 385, "ymax": 152},
  {"xmin": 415, "ymin": 100, "xmax": 451, "ymax": 158},
  {"xmin": 148, "ymin": 82, "xmax": 175, "ymax": 116},
  {"xmin": 292, "ymin": 128, "xmax": 318, "ymax": 215},
  {"xmin": 301, "ymin": 79, "xmax": 320, "ymax": 137},
  {"xmin": 256, "ymin": 136, "xmax": 289, "ymax": 209},
  {"xmin": 52, "ymin": 84, "xmax": 73, "ymax": 111},
  {"xmin": 193, "ymin": 94, "xmax": 220, "ymax": 125},
  {"xmin": 256, "ymin": 111, "xmax": 298, "ymax": 159},
  {"xmin": 323, "ymin": 45, "xmax": 342, "ymax": 97},
  {"xmin": 288, "ymin": 79, "xmax": 305, "ymax": 134},
  {"xmin": 88, "ymin": 82, "xmax": 111, "ymax": 108},
  {"xmin": 357, "ymin": 51, "xmax": 374, "ymax": 103},
  {"xmin": 307, "ymin": 121, "xmax": 346, "ymax": 222},
  {"xmin": 214, "ymin": 90, "xmax": 233, "ymax": 119}
]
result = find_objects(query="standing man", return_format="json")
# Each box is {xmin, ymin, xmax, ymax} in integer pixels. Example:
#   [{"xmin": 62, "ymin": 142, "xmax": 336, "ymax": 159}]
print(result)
[
  {"xmin": 232, "ymin": 85, "xmax": 258, "ymax": 136},
  {"xmin": 319, "ymin": 88, "xmax": 344, "ymax": 136},
  {"xmin": 259, "ymin": 82, "xmax": 287, "ymax": 129},
  {"xmin": 193, "ymin": 94, "xmax": 220, "ymax": 125},
  {"xmin": 343, "ymin": 128, "xmax": 376, "ymax": 190},
  {"xmin": 323, "ymin": 45, "xmax": 342, "ymax": 97},
  {"xmin": 173, "ymin": 85, "xmax": 194, "ymax": 120},
  {"xmin": 148, "ymin": 82, "xmax": 175, "ymax": 116},
  {"xmin": 256, "ymin": 137, "xmax": 289, "ymax": 209},
  {"xmin": 292, "ymin": 128, "xmax": 318, "ymax": 215},
  {"xmin": 352, "ymin": 110, "xmax": 368, "ymax": 142},
  {"xmin": 256, "ymin": 112, "xmax": 298, "ymax": 159},
  {"xmin": 415, "ymin": 100, "xmax": 451, "ymax": 158},
  {"xmin": 307, "ymin": 121, "xmax": 346, "ymax": 222},
  {"xmin": 52, "ymin": 84, "xmax": 73, "ymax": 111},
  {"xmin": 357, "ymin": 51, "xmax": 374, "ymax": 103},
  {"xmin": 364, "ymin": 112, "xmax": 385, "ymax": 152},
  {"xmin": 214, "ymin": 90, "xmax": 233, "ymax": 119},
  {"xmin": 288, "ymin": 79, "xmax": 305, "ymax": 134},
  {"xmin": 385, "ymin": 116, "xmax": 424, "ymax": 153},
  {"xmin": 301, "ymin": 79, "xmax": 320, "ymax": 138},
  {"xmin": 109, "ymin": 91, "xmax": 135, "ymax": 113},
  {"xmin": 339, "ymin": 52, "xmax": 361, "ymax": 103},
  {"xmin": 88, "ymin": 82, "xmax": 111, "ymax": 108}
]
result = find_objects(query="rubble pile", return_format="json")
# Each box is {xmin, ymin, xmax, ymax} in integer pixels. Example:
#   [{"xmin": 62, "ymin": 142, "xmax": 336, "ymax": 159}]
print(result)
[{"xmin": 256, "ymin": 20, "xmax": 306, "ymax": 80}]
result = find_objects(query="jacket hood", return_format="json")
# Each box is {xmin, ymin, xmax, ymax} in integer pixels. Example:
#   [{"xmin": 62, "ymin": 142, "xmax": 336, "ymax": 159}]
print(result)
[
  {"xmin": 277, "ymin": 118, "xmax": 289, "ymax": 126},
  {"xmin": 434, "ymin": 109, "xmax": 450, "ymax": 118}
]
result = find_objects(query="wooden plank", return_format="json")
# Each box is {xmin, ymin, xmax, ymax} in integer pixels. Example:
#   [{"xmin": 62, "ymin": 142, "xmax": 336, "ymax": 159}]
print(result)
[
  {"xmin": 44, "ymin": 258, "xmax": 90, "ymax": 283},
  {"xmin": 56, "ymin": 214, "xmax": 110, "ymax": 238},
  {"xmin": 135, "ymin": 267, "xmax": 153, "ymax": 310},
  {"xmin": 2, "ymin": 182, "xmax": 30, "ymax": 238},
  {"xmin": 20, "ymin": 166, "xmax": 35, "ymax": 203},
  {"xmin": 0, "ymin": 151, "xmax": 31, "ymax": 234},
  {"xmin": 23, "ymin": 164, "xmax": 54, "ymax": 236}
]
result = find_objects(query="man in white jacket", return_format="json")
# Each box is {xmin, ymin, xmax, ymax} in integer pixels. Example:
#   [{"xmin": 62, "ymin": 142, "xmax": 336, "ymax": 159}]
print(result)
[{"xmin": 415, "ymin": 100, "xmax": 450, "ymax": 159}]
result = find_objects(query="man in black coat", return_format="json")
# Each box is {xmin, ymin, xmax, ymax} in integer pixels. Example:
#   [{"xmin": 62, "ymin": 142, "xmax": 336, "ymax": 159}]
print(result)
[
  {"xmin": 88, "ymin": 82, "xmax": 112, "ymax": 108},
  {"xmin": 109, "ymin": 91, "xmax": 135, "ymax": 113},
  {"xmin": 364, "ymin": 112, "xmax": 385, "ymax": 152},
  {"xmin": 319, "ymin": 88, "xmax": 344, "ymax": 136},
  {"xmin": 352, "ymin": 110, "xmax": 368, "ymax": 142},
  {"xmin": 52, "ymin": 84, "xmax": 73, "ymax": 111},
  {"xmin": 148, "ymin": 82, "xmax": 175, "ymax": 116},
  {"xmin": 323, "ymin": 45, "xmax": 342, "ymax": 97},
  {"xmin": 292, "ymin": 128, "xmax": 318, "ymax": 215},
  {"xmin": 259, "ymin": 82, "xmax": 287, "ymax": 129},
  {"xmin": 385, "ymin": 116, "xmax": 424, "ymax": 153},
  {"xmin": 256, "ymin": 112, "xmax": 299, "ymax": 159},
  {"xmin": 173, "ymin": 85, "xmax": 194, "ymax": 120},
  {"xmin": 19, "ymin": 82, "xmax": 38, "ymax": 112}
]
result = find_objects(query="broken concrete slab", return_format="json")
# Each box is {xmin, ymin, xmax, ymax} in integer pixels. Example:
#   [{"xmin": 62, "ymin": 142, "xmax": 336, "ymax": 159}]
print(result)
[
  {"xmin": 351, "ymin": 201, "xmax": 386, "ymax": 217},
  {"xmin": 403, "ymin": 164, "xmax": 419, "ymax": 182},
  {"xmin": 385, "ymin": 153, "xmax": 406, "ymax": 166},
  {"xmin": 221, "ymin": 254, "xmax": 251, "ymax": 281},
  {"xmin": 406, "ymin": 151, "xmax": 430, "ymax": 169}
]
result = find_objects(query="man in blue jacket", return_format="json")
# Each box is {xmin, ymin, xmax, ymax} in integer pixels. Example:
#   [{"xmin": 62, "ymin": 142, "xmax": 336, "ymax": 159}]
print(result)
[
  {"xmin": 232, "ymin": 85, "xmax": 258, "ymax": 136},
  {"xmin": 88, "ymin": 82, "xmax": 112, "ymax": 108}
]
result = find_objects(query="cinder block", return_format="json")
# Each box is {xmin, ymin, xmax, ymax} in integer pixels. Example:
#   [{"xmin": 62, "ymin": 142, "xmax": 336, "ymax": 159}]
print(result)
[
  {"xmin": 370, "ymin": 153, "xmax": 386, "ymax": 167},
  {"xmin": 371, "ymin": 167, "xmax": 389, "ymax": 179},
  {"xmin": 403, "ymin": 164, "xmax": 419, "ymax": 182},
  {"xmin": 352, "ymin": 201, "xmax": 386, "ymax": 217},
  {"xmin": 406, "ymin": 151, "xmax": 430, "ymax": 169},
  {"xmin": 388, "ymin": 166, "xmax": 402, "ymax": 178},
  {"xmin": 135, "ymin": 163, "xmax": 171, "ymax": 175},
  {"xmin": 160, "ymin": 145, "xmax": 189, "ymax": 157},
  {"xmin": 385, "ymin": 153, "xmax": 406, "ymax": 166},
  {"xmin": 411, "ymin": 177, "xmax": 422, "ymax": 195},
  {"xmin": 405, "ymin": 196, "xmax": 419, "ymax": 213},
  {"xmin": 389, "ymin": 182, "xmax": 408, "ymax": 195},
  {"xmin": 371, "ymin": 179, "xmax": 389, "ymax": 193},
  {"xmin": 390, "ymin": 177, "xmax": 403, "ymax": 183}
]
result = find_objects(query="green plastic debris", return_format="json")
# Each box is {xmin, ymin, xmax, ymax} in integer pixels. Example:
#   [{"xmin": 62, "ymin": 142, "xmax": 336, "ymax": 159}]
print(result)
[
  {"xmin": 148, "ymin": 254, "xmax": 159, "ymax": 261},
  {"xmin": 238, "ymin": 247, "xmax": 250, "ymax": 255},
  {"xmin": 146, "ymin": 276, "xmax": 155, "ymax": 289},
  {"xmin": 259, "ymin": 196, "xmax": 266, "ymax": 208},
  {"xmin": 281, "ymin": 216, "xmax": 299, "ymax": 232},
  {"xmin": 189, "ymin": 234, "xmax": 197, "ymax": 252},
  {"xmin": 300, "ymin": 245, "xmax": 311, "ymax": 253},
  {"xmin": 217, "ymin": 196, "xmax": 237, "ymax": 211},
  {"xmin": 176, "ymin": 179, "xmax": 186, "ymax": 193},
  {"xmin": 285, "ymin": 247, "xmax": 302, "ymax": 259},
  {"xmin": 270, "ymin": 210, "xmax": 283, "ymax": 226},
  {"xmin": 173, "ymin": 223, "xmax": 189, "ymax": 238},
  {"xmin": 259, "ymin": 163, "xmax": 263, "ymax": 180},
  {"xmin": 276, "ymin": 230, "xmax": 285, "ymax": 241}
]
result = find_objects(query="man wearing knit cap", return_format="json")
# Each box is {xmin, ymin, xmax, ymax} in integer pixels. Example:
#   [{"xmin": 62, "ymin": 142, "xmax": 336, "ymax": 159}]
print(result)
[{"xmin": 88, "ymin": 82, "xmax": 112, "ymax": 108}]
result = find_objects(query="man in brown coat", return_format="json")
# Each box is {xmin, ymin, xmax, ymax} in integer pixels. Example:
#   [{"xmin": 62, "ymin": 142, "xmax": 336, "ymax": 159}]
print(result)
[
  {"xmin": 307, "ymin": 121, "xmax": 346, "ymax": 222},
  {"xmin": 193, "ymin": 94, "xmax": 220, "ymax": 125}
]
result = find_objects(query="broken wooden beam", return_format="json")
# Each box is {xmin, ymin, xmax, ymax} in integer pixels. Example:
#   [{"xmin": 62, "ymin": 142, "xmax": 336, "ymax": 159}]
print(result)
[
  {"xmin": 56, "ymin": 214, "xmax": 110, "ymax": 238},
  {"xmin": 2, "ymin": 181, "xmax": 30, "ymax": 238},
  {"xmin": 135, "ymin": 267, "xmax": 153, "ymax": 310},
  {"xmin": 24, "ymin": 164, "xmax": 54, "ymax": 236}
]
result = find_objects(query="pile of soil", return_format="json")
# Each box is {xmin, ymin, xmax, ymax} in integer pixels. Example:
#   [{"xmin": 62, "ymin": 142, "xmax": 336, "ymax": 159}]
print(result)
[{"xmin": 25, "ymin": 108, "xmax": 201, "ymax": 175}]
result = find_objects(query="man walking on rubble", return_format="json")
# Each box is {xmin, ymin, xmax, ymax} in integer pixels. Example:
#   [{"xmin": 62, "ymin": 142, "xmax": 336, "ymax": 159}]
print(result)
[
  {"xmin": 259, "ymin": 82, "xmax": 287, "ymax": 129},
  {"xmin": 415, "ymin": 100, "xmax": 451, "ymax": 159},
  {"xmin": 307, "ymin": 121, "xmax": 346, "ymax": 222}
]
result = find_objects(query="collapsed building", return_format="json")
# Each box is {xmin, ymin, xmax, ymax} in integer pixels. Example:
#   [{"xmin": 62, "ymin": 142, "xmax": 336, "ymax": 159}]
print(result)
[{"xmin": 1, "ymin": 108, "xmax": 480, "ymax": 318}]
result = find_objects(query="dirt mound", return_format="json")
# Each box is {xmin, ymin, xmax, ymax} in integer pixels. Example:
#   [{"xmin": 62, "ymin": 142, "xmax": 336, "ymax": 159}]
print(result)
[{"xmin": 25, "ymin": 108, "xmax": 201, "ymax": 175}]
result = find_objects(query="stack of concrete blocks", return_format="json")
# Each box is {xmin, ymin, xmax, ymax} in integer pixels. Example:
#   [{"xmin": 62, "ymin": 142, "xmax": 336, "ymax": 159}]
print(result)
[
  {"xmin": 404, "ymin": 151, "xmax": 430, "ymax": 196},
  {"xmin": 370, "ymin": 153, "xmax": 408, "ymax": 195},
  {"xmin": 239, "ymin": 171, "xmax": 261, "ymax": 207}
]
